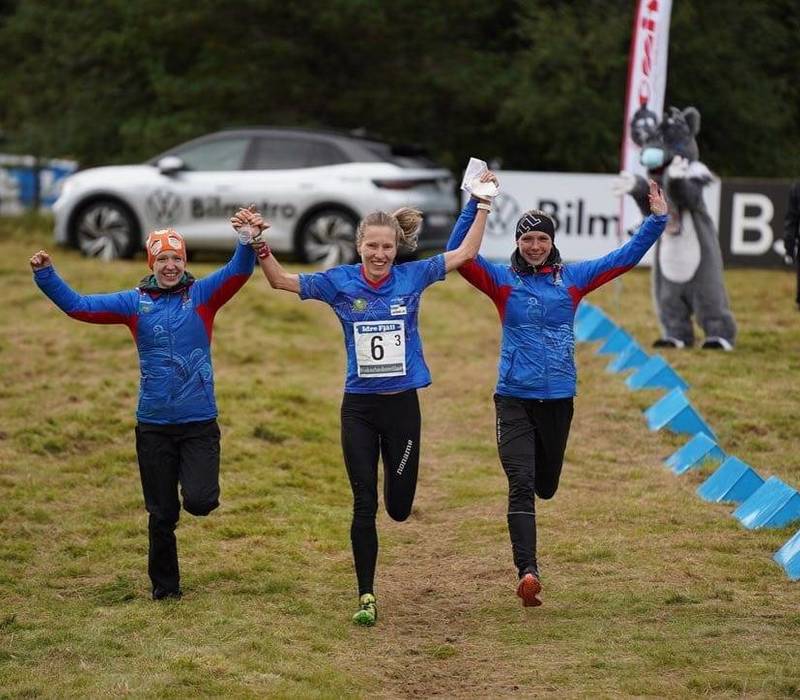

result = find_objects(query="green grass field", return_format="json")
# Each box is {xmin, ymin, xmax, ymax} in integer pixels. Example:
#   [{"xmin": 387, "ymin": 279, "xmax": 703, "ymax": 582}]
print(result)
[{"xmin": 1, "ymin": 216, "xmax": 799, "ymax": 698}]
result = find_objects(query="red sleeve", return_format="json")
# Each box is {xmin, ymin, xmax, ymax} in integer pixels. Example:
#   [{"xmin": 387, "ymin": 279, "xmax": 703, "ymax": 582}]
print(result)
[{"xmin": 458, "ymin": 258, "xmax": 513, "ymax": 322}]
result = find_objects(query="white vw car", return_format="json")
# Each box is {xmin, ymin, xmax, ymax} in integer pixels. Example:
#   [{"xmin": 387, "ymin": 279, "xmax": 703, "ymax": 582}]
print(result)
[{"xmin": 53, "ymin": 127, "xmax": 458, "ymax": 265}]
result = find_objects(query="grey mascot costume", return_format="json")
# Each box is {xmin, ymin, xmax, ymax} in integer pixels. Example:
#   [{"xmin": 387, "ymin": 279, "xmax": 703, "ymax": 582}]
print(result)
[{"xmin": 613, "ymin": 106, "xmax": 737, "ymax": 350}]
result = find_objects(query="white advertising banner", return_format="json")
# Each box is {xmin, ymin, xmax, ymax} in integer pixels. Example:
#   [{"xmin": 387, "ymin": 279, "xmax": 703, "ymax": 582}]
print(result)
[
  {"xmin": 620, "ymin": 0, "xmax": 673, "ymax": 237},
  {"xmin": 476, "ymin": 171, "xmax": 719, "ymax": 267}
]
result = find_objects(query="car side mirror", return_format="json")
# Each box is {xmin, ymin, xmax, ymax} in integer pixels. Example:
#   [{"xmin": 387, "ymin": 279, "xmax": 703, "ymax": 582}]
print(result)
[{"xmin": 157, "ymin": 156, "xmax": 185, "ymax": 175}]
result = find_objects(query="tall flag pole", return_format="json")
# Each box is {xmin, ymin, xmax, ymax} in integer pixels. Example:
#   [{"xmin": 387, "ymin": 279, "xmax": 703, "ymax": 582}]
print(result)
[{"xmin": 619, "ymin": 0, "xmax": 673, "ymax": 240}]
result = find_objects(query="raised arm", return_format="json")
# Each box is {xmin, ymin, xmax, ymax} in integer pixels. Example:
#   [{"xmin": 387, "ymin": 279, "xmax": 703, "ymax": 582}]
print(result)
[
  {"xmin": 442, "ymin": 170, "xmax": 498, "ymax": 273},
  {"xmin": 443, "ymin": 207, "xmax": 490, "ymax": 272},
  {"xmin": 30, "ymin": 249, "xmax": 137, "ymax": 325},
  {"xmin": 191, "ymin": 240, "xmax": 256, "ymax": 308},
  {"xmin": 569, "ymin": 181, "xmax": 668, "ymax": 298},
  {"xmin": 254, "ymin": 249, "xmax": 300, "ymax": 294},
  {"xmin": 446, "ymin": 198, "xmax": 479, "ymax": 252},
  {"xmin": 611, "ymin": 171, "xmax": 651, "ymax": 216},
  {"xmin": 229, "ymin": 207, "xmax": 300, "ymax": 294},
  {"xmin": 444, "ymin": 186, "xmax": 508, "ymax": 304}
]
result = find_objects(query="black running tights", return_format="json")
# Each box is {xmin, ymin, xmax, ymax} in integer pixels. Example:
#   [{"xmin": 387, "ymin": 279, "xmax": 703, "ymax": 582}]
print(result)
[
  {"xmin": 494, "ymin": 394, "xmax": 574, "ymax": 578},
  {"xmin": 341, "ymin": 390, "xmax": 421, "ymax": 596}
]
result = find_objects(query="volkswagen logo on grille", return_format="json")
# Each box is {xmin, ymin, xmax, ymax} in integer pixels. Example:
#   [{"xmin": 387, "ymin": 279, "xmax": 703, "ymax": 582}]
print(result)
[{"xmin": 146, "ymin": 188, "xmax": 182, "ymax": 226}]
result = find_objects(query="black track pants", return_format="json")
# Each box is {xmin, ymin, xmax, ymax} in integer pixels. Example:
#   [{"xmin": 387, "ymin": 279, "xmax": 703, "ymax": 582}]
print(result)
[
  {"xmin": 341, "ymin": 390, "xmax": 421, "ymax": 596},
  {"xmin": 494, "ymin": 394, "xmax": 574, "ymax": 578},
  {"xmin": 795, "ymin": 257, "xmax": 800, "ymax": 305},
  {"xmin": 135, "ymin": 419, "xmax": 221, "ymax": 594}
]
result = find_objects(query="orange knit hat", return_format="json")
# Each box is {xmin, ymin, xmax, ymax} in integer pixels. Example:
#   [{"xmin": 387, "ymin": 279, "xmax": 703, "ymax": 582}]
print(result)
[{"xmin": 146, "ymin": 229, "xmax": 186, "ymax": 269}]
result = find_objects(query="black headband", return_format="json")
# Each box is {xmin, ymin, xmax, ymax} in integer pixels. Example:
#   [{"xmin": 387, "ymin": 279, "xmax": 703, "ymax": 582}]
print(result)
[{"xmin": 515, "ymin": 212, "xmax": 555, "ymax": 241}]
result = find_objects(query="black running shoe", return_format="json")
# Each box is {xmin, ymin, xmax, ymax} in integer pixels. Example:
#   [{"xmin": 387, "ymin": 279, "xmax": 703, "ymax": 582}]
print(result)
[{"xmin": 152, "ymin": 587, "xmax": 182, "ymax": 601}]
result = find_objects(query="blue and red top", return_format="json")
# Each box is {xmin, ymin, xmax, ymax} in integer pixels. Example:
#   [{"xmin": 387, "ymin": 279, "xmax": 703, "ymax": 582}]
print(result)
[
  {"xmin": 447, "ymin": 199, "xmax": 667, "ymax": 399},
  {"xmin": 34, "ymin": 243, "xmax": 255, "ymax": 424}
]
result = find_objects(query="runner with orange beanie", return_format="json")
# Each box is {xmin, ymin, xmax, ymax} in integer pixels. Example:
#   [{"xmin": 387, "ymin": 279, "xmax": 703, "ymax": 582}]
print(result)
[{"xmin": 30, "ymin": 213, "xmax": 256, "ymax": 600}]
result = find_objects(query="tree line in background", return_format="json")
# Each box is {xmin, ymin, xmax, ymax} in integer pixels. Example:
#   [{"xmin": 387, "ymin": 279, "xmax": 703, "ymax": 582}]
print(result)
[{"xmin": 0, "ymin": 0, "xmax": 798, "ymax": 177}]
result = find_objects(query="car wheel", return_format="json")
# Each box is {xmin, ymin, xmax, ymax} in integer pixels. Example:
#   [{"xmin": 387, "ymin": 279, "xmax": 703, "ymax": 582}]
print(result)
[
  {"xmin": 297, "ymin": 208, "xmax": 358, "ymax": 268},
  {"xmin": 72, "ymin": 200, "xmax": 139, "ymax": 260}
]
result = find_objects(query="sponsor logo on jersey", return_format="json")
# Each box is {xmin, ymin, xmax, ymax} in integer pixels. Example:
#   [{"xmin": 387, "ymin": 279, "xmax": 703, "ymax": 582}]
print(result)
[
  {"xmin": 390, "ymin": 296, "xmax": 407, "ymax": 315},
  {"xmin": 138, "ymin": 296, "xmax": 155, "ymax": 314}
]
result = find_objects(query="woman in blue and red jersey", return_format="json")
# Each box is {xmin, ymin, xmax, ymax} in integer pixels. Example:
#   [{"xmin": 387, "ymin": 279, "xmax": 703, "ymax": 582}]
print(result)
[
  {"xmin": 446, "ymin": 180, "xmax": 668, "ymax": 608},
  {"xmin": 234, "ymin": 171, "xmax": 498, "ymax": 626},
  {"xmin": 29, "ymin": 216, "xmax": 256, "ymax": 600}
]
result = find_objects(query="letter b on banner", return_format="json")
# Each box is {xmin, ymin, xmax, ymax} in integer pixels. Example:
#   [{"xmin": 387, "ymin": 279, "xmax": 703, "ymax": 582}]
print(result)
[
  {"xmin": 718, "ymin": 180, "xmax": 792, "ymax": 267},
  {"xmin": 730, "ymin": 193, "xmax": 774, "ymax": 255}
]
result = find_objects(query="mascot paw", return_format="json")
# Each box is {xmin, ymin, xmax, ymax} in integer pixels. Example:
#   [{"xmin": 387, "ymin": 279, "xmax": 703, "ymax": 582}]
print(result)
[
  {"xmin": 701, "ymin": 337, "xmax": 734, "ymax": 351},
  {"xmin": 653, "ymin": 337, "xmax": 690, "ymax": 349},
  {"xmin": 611, "ymin": 171, "xmax": 636, "ymax": 196},
  {"xmin": 667, "ymin": 156, "xmax": 691, "ymax": 179}
]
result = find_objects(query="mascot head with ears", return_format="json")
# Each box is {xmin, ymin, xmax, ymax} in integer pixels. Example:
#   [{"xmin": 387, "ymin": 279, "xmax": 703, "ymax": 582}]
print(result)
[
  {"xmin": 632, "ymin": 105, "xmax": 701, "ymax": 173},
  {"xmin": 614, "ymin": 104, "xmax": 737, "ymax": 350}
]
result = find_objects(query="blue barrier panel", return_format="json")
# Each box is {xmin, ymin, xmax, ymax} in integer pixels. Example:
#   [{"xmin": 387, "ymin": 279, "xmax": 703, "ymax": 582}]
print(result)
[
  {"xmin": 606, "ymin": 340, "xmax": 649, "ymax": 374},
  {"xmin": 697, "ymin": 457, "xmax": 765, "ymax": 503},
  {"xmin": 574, "ymin": 302, "xmax": 595, "ymax": 324},
  {"xmin": 596, "ymin": 328, "xmax": 634, "ymax": 357},
  {"xmin": 574, "ymin": 307, "xmax": 617, "ymax": 343},
  {"xmin": 774, "ymin": 529, "xmax": 800, "ymax": 581},
  {"xmin": 644, "ymin": 388, "xmax": 716, "ymax": 439},
  {"xmin": 2, "ymin": 156, "xmax": 78, "ymax": 209},
  {"xmin": 574, "ymin": 306, "xmax": 605, "ymax": 340},
  {"xmin": 626, "ymin": 355, "xmax": 689, "ymax": 392},
  {"xmin": 732, "ymin": 477, "xmax": 800, "ymax": 530},
  {"xmin": 665, "ymin": 433, "xmax": 726, "ymax": 475}
]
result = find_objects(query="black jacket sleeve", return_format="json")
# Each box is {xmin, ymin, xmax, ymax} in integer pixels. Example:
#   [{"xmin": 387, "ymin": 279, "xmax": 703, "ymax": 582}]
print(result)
[{"xmin": 784, "ymin": 182, "xmax": 800, "ymax": 258}]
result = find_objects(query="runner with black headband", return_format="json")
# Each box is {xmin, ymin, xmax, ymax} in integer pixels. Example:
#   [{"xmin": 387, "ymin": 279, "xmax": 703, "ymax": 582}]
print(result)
[
  {"xmin": 233, "ymin": 169, "xmax": 498, "ymax": 625},
  {"xmin": 446, "ymin": 180, "xmax": 668, "ymax": 606}
]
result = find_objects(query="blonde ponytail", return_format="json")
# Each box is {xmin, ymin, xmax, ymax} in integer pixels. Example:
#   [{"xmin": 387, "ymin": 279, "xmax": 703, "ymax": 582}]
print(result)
[
  {"xmin": 391, "ymin": 207, "xmax": 422, "ymax": 252},
  {"xmin": 355, "ymin": 208, "xmax": 423, "ymax": 253}
]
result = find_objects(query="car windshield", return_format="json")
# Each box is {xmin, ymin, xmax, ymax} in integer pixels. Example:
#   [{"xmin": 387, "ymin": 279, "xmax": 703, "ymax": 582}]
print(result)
[
  {"xmin": 172, "ymin": 137, "xmax": 250, "ymax": 171},
  {"xmin": 361, "ymin": 141, "xmax": 438, "ymax": 169}
]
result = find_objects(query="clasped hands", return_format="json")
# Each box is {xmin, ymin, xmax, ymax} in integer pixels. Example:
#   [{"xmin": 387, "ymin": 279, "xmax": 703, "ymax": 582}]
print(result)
[{"xmin": 230, "ymin": 205, "xmax": 270, "ymax": 250}]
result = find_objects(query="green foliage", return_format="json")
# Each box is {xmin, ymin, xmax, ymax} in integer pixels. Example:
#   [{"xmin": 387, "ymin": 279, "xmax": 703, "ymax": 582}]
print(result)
[
  {"xmin": 668, "ymin": 0, "xmax": 800, "ymax": 176},
  {"xmin": 498, "ymin": 2, "xmax": 632, "ymax": 172},
  {"xmin": 0, "ymin": 1, "xmax": 797, "ymax": 174}
]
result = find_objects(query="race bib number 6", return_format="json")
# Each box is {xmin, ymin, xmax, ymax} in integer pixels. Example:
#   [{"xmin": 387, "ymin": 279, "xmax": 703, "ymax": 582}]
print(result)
[{"xmin": 354, "ymin": 320, "xmax": 406, "ymax": 378}]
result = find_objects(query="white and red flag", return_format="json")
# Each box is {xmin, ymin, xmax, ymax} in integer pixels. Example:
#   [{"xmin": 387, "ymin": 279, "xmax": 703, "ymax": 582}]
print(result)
[{"xmin": 620, "ymin": 0, "xmax": 673, "ymax": 237}]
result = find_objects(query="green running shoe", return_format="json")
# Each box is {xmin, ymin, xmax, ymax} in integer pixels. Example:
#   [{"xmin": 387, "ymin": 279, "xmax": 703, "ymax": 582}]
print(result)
[{"xmin": 352, "ymin": 593, "xmax": 377, "ymax": 626}]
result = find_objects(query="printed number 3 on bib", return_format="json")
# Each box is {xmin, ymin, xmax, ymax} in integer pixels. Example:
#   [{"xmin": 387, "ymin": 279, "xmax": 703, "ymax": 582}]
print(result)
[{"xmin": 354, "ymin": 320, "xmax": 406, "ymax": 378}]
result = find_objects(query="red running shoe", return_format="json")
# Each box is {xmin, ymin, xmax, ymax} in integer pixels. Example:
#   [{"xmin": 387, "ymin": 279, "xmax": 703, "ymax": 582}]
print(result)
[{"xmin": 516, "ymin": 572, "xmax": 542, "ymax": 607}]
